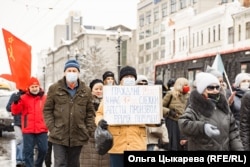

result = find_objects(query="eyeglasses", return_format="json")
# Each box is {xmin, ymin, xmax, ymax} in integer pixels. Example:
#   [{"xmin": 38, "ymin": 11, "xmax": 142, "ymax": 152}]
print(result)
[{"xmin": 206, "ymin": 85, "xmax": 220, "ymax": 91}]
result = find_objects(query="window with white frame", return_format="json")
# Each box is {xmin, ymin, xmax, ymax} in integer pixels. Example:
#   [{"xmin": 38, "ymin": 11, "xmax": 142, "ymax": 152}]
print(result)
[
  {"xmin": 139, "ymin": 15, "xmax": 144, "ymax": 27},
  {"xmin": 171, "ymin": 0, "xmax": 176, "ymax": 14},
  {"xmin": 146, "ymin": 11, "xmax": 151, "ymax": 25},
  {"xmin": 246, "ymin": 22, "xmax": 250, "ymax": 39},
  {"xmin": 154, "ymin": 7, "xmax": 159, "ymax": 21},
  {"xmin": 162, "ymin": 3, "xmax": 168, "ymax": 17},
  {"xmin": 228, "ymin": 27, "xmax": 234, "ymax": 44}
]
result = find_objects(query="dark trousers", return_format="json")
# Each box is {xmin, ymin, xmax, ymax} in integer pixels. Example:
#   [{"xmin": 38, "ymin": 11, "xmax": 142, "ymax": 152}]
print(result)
[
  {"xmin": 23, "ymin": 133, "xmax": 48, "ymax": 167},
  {"xmin": 45, "ymin": 141, "xmax": 53, "ymax": 167},
  {"xmin": 110, "ymin": 154, "xmax": 124, "ymax": 167},
  {"xmin": 53, "ymin": 143, "xmax": 82, "ymax": 167}
]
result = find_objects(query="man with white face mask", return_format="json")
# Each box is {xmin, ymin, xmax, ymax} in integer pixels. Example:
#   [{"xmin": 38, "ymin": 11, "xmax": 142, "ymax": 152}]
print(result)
[
  {"xmin": 43, "ymin": 59, "xmax": 96, "ymax": 167},
  {"xmin": 96, "ymin": 66, "xmax": 147, "ymax": 167},
  {"xmin": 11, "ymin": 77, "xmax": 48, "ymax": 167},
  {"xmin": 230, "ymin": 73, "xmax": 250, "ymax": 128}
]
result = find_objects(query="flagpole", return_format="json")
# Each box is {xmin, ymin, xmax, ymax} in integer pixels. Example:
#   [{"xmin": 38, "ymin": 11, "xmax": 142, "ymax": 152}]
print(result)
[{"xmin": 223, "ymin": 70, "xmax": 233, "ymax": 93}]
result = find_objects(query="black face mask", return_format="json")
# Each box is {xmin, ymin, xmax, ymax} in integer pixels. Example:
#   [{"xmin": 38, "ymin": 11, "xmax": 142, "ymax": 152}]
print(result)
[{"xmin": 207, "ymin": 93, "xmax": 220, "ymax": 103}]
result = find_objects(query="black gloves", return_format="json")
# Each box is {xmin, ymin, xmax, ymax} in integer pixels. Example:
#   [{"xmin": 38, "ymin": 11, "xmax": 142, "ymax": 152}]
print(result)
[
  {"xmin": 13, "ymin": 94, "xmax": 21, "ymax": 104},
  {"xmin": 98, "ymin": 119, "xmax": 108, "ymax": 130},
  {"xmin": 169, "ymin": 109, "xmax": 177, "ymax": 118}
]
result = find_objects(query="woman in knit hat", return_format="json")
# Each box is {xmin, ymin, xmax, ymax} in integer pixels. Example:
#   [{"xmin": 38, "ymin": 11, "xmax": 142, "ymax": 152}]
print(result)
[
  {"xmin": 102, "ymin": 71, "xmax": 117, "ymax": 85},
  {"xmin": 80, "ymin": 79, "xmax": 110, "ymax": 167},
  {"xmin": 95, "ymin": 66, "xmax": 147, "ymax": 167},
  {"xmin": 178, "ymin": 72, "xmax": 243, "ymax": 151},
  {"xmin": 230, "ymin": 72, "xmax": 250, "ymax": 128}
]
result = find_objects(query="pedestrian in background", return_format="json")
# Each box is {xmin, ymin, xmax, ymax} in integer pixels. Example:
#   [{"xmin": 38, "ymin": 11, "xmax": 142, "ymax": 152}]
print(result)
[
  {"xmin": 11, "ymin": 77, "xmax": 48, "ymax": 167},
  {"xmin": 80, "ymin": 78, "xmax": 110, "ymax": 167},
  {"xmin": 43, "ymin": 59, "xmax": 96, "ymax": 167},
  {"xmin": 240, "ymin": 90, "xmax": 250, "ymax": 150},
  {"xmin": 102, "ymin": 71, "xmax": 117, "ymax": 85},
  {"xmin": 230, "ymin": 73, "xmax": 250, "ymax": 128},
  {"xmin": 6, "ymin": 89, "xmax": 26, "ymax": 167},
  {"xmin": 162, "ymin": 77, "xmax": 190, "ymax": 151},
  {"xmin": 178, "ymin": 72, "xmax": 243, "ymax": 151},
  {"xmin": 96, "ymin": 66, "xmax": 146, "ymax": 167}
]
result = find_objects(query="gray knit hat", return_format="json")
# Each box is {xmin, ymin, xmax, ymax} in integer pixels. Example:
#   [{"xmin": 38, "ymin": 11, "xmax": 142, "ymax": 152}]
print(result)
[{"xmin": 235, "ymin": 73, "xmax": 250, "ymax": 87}]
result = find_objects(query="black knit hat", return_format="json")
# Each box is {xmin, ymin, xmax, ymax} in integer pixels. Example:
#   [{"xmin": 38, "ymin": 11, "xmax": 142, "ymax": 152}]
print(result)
[
  {"xmin": 89, "ymin": 79, "xmax": 103, "ymax": 90},
  {"xmin": 119, "ymin": 66, "xmax": 137, "ymax": 81},
  {"xmin": 102, "ymin": 71, "xmax": 114, "ymax": 81},
  {"xmin": 64, "ymin": 60, "xmax": 80, "ymax": 72}
]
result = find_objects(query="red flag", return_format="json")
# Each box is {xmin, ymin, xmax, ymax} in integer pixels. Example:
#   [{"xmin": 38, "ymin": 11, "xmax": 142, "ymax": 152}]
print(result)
[
  {"xmin": 2, "ymin": 28, "xmax": 32, "ymax": 90},
  {"xmin": 0, "ymin": 74, "xmax": 15, "ymax": 82}
]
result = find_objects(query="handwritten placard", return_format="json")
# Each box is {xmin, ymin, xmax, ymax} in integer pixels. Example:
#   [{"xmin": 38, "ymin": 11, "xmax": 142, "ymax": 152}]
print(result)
[{"xmin": 103, "ymin": 85, "xmax": 162, "ymax": 125}]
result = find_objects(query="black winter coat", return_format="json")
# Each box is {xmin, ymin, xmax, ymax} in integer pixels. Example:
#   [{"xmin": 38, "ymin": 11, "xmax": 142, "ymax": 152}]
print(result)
[
  {"xmin": 178, "ymin": 90, "xmax": 243, "ymax": 151},
  {"xmin": 240, "ymin": 91, "xmax": 250, "ymax": 150}
]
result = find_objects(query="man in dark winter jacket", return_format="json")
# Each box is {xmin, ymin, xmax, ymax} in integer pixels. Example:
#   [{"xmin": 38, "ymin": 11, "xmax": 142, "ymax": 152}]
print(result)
[
  {"xmin": 43, "ymin": 59, "xmax": 96, "ymax": 167},
  {"xmin": 6, "ymin": 89, "xmax": 26, "ymax": 167}
]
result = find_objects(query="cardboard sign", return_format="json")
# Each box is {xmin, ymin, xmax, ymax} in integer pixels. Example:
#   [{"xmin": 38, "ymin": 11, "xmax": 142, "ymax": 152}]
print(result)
[{"xmin": 103, "ymin": 85, "xmax": 162, "ymax": 125}]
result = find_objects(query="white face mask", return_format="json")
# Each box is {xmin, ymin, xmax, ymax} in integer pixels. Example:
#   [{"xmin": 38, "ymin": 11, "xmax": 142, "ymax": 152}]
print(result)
[
  {"xmin": 240, "ymin": 82, "xmax": 250, "ymax": 90},
  {"xmin": 107, "ymin": 81, "xmax": 113, "ymax": 86},
  {"xmin": 123, "ymin": 78, "xmax": 136, "ymax": 86},
  {"xmin": 66, "ymin": 72, "xmax": 78, "ymax": 83}
]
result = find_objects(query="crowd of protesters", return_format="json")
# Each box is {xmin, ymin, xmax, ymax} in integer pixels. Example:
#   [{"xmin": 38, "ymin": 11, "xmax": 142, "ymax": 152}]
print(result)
[{"xmin": 6, "ymin": 58, "xmax": 250, "ymax": 167}]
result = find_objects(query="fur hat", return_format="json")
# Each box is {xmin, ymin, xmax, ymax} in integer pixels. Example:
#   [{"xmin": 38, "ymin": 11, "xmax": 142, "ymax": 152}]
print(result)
[
  {"xmin": 206, "ymin": 65, "xmax": 223, "ymax": 78},
  {"xmin": 196, "ymin": 72, "xmax": 220, "ymax": 94},
  {"xmin": 89, "ymin": 79, "xmax": 103, "ymax": 90},
  {"xmin": 235, "ymin": 73, "xmax": 250, "ymax": 87},
  {"xmin": 28, "ymin": 77, "xmax": 40, "ymax": 87},
  {"xmin": 64, "ymin": 60, "xmax": 80, "ymax": 72},
  {"xmin": 102, "ymin": 71, "xmax": 114, "ymax": 81},
  {"xmin": 119, "ymin": 66, "xmax": 137, "ymax": 81},
  {"xmin": 136, "ymin": 75, "xmax": 148, "ymax": 85}
]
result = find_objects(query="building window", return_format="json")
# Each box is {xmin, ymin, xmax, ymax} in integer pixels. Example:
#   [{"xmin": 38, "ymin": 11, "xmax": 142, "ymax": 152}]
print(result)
[
  {"xmin": 139, "ymin": 31, "xmax": 144, "ymax": 40},
  {"xmin": 139, "ymin": 56, "xmax": 144, "ymax": 64},
  {"xmin": 139, "ymin": 44, "xmax": 144, "ymax": 52},
  {"xmin": 160, "ymin": 49, "xmax": 165, "ymax": 58},
  {"xmin": 162, "ymin": 3, "xmax": 168, "ymax": 17},
  {"xmin": 154, "ymin": 7, "xmax": 159, "ymax": 21},
  {"xmin": 192, "ymin": 33, "xmax": 195, "ymax": 48},
  {"xmin": 153, "ymin": 39, "xmax": 159, "ymax": 47},
  {"xmin": 208, "ymin": 28, "xmax": 211, "ymax": 43},
  {"xmin": 139, "ymin": 15, "xmax": 144, "ymax": 27},
  {"xmin": 180, "ymin": 0, "xmax": 187, "ymax": 9},
  {"xmin": 201, "ymin": 30, "xmax": 203, "ymax": 45},
  {"xmin": 218, "ymin": 24, "xmax": 221, "ymax": 40},
  {"xmin": 153, "ymin": 25, "xmax": 159, "ymax": 35},
  {"xmin": 146, "ymin": 54, "xmax": 151, "ymax": 62},
  {"xmin": 153, "ymin": 51, "xmax": 159, "ymax": 60},
  {"xmin": 228, "ymin": 27, "xmax": 234, "ymax": 44},
  {"xmin": 171, "ymin": 0, "xmax": 176, "ymax": 14},
  {"xmin": 213, "ymin": 26, "xmax": 216, "ymax": 42},
  {"xmin": 146, "ymin": 11, "xmax": 151, "ymax": 25},
  {"xmin": 161, "ymin": 37, "xmax": 165, "ymax": 45},
  {"xmin": 197, "ymin": 32, "xmax": 199, "ymax": 46},
  {"xmin": 161, "ymin": 24, "xmax": 166, "ymax": 32},
  {"xmin": 246, "ymin": 22, "xmax": 250, "ymax": 39},
  {"xmin": 238, "ymin": 24, "xmax": 241, "ymax": 41},
  {"xmin": 145, "ymin": 29, "xmax": 151, "ymax": 37},
  {"xmin": 146, "ymin": 42, "xmax": 151, "ymax": 50}
]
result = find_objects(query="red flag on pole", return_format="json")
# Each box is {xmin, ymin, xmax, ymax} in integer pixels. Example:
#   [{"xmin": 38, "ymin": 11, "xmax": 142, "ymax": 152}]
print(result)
[{"xmin": 1, "ymin": 28, "xmax": 32, "ymax": 90}]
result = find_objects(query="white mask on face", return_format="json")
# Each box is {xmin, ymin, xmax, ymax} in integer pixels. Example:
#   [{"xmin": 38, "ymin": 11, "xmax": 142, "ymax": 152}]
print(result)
[
  {"xmin": 107, "ymin": 81, "xmax": 113, "ymax": 86},
  {"xmin": 240, "ymin": 82, "xmax": 250, "ymax": 90},
  {"xmin": 66, "ymin": 72, "xmax": 78, "ymax": 83},
  {"xmin": 123, "ymin": 78, "xmax": 136, "ymax": 86},
  {"xmin": 30, "ymin": 89, "xmax": 39, "ymax": 95}
]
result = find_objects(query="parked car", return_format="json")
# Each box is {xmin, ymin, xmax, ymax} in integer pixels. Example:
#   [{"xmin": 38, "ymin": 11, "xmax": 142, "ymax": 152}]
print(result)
[{"xmin": 0, "ymin": 90, "xmax": 14, "ymax": 137}]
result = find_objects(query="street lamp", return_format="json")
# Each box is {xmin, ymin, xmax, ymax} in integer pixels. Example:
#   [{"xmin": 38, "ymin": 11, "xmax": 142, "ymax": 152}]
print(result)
[
  {"xmin": 42, "ymin": 66, "xmax": 45, "ymax": 90},
  {"xmin": 116, "ymin": 27, "xmax": 122, "ymax": 83}
]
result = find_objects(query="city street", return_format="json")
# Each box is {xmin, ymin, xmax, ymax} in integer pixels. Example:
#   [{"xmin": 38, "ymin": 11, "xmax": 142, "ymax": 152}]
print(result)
[
  {"xmin": 0, "ymin": 131, "xmax": 16, "ymax": 167},
  {"xmin": 0, "ymin": 132, "xmax": 48, "ymax": 167}
]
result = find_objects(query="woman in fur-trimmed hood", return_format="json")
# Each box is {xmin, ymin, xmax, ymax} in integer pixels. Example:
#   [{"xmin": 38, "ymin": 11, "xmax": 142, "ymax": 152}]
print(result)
[{"xmin": 178, "ymin": 72, "xmax": 243, "ymax": 151}]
